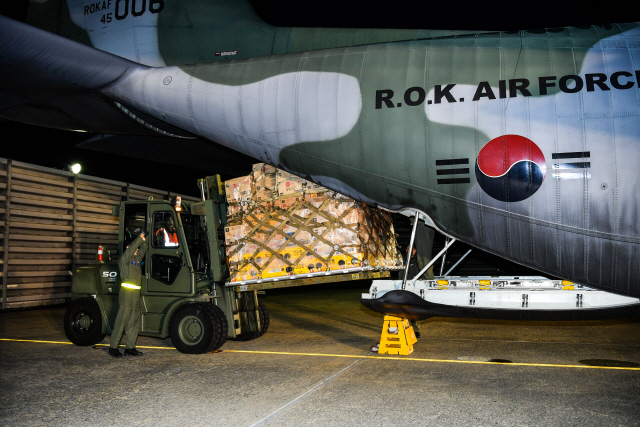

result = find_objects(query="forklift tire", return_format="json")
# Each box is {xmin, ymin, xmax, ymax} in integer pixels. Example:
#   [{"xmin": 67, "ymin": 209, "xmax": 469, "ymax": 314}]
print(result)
[
  {"xmin": 64, "ymin": 297, "xmax": 106, "ymax": 346},
  {"xmin": 237, "ymin": 300, "xmax": 270, "ymax": 341},
  {"xmin": 170, "ymin": 303, "xmax": 224, "ymax": 354},
  {"xmin": 202, "ymin": 303, "xmax": 228, "ymax": 352}
]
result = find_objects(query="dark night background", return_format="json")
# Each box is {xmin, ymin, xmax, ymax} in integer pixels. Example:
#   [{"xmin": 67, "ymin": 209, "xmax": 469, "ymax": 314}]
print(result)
[{"xmin": 1, "ymin": 0, "xmax": 638, "ymax": 274}]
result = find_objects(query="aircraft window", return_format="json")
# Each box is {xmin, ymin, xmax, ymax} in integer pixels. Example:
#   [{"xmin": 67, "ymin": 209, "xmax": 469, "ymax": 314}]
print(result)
[
  {"xmin": 150, "ymin": 254, "xmax": 181, "ymax": 285},
  {"xmin": 123, "ymin": 203, "xmax": 147, "ymax": 251},
  {"xmin": 153, "ymin": 211, "xmax": 179, "ymax": 248}
]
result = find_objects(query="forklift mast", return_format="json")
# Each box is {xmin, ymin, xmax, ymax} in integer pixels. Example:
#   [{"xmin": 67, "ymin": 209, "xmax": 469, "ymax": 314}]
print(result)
[{"xmin": 195, "ymin": 174, "xmax": 228, "ymax": 284}]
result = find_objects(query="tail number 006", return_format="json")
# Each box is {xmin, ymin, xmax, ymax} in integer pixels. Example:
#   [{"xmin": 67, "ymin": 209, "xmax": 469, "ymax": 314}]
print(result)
[{"xmin": 115, "ymin": 0, "xmax": 164, "ymax": 20}]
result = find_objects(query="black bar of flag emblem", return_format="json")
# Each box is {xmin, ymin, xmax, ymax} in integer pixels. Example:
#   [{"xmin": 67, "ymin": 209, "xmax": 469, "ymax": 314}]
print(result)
[
  {"xmin": 551, "ymin": 152, "xmax": 591, "ymax": 180},
  {"xmin": 436, "ymin": 158, "xmax": 469, "ymax": 166},
  {"xmin": 435, "ymin": 158, "xmax": 470, "ymax": 184},
  {"xmin": 552, "ymin": 151, "xmax": 590, "ymax": 160}
]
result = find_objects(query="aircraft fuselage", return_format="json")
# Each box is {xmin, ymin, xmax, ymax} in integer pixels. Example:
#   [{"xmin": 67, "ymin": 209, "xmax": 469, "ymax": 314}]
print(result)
[{"xmin": 103, "ymin": 24, "xmax": 640, "ymax": 296}]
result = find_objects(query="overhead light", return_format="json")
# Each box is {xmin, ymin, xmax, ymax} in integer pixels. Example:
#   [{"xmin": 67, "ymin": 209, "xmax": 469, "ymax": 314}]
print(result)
[{"xmin": 70, "ymin": 163, "xmax": 82, "ymax": 174}]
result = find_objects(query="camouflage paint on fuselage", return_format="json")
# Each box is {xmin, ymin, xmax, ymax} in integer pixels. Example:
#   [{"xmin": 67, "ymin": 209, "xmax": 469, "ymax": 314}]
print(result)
[
  {"xmin": 20, "ymin": 0, "xmax": 640, "ymax": 296},
  {"xmin": 28, "ymin": 0, "xmax": 486, "ymax": 66}
]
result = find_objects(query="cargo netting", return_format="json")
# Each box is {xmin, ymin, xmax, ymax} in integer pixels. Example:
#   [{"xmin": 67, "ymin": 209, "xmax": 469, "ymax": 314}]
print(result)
[{"xmin": 224, "ymin": 164, "xmax": 403, "ymax": 282}]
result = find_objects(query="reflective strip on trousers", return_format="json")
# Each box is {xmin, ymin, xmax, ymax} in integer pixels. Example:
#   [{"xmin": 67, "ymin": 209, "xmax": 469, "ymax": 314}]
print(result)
[{"xmin": 121, "ymin": 283, "xmax": 141, "ymax": 290}]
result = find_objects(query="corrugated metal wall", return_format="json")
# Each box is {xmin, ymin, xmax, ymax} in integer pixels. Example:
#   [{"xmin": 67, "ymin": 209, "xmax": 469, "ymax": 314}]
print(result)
[{"xmin": 0, "ymin": 158, "xmax": 198, "ymax": 309}]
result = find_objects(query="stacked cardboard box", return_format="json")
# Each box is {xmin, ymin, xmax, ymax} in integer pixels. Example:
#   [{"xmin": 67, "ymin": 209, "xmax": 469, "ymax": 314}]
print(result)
[{"xmin": 224, "ymin": 164, "xmax": 402, "ymax": 282}]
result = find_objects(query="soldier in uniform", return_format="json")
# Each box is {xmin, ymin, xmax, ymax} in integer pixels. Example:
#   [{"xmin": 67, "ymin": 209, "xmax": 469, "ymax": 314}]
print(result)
[
  {"xmin": 413, "ymin": 217, "xmax": 435, "ymax": 280},
  {"xmin": 405, "ymin": 246, "xmax": 421, "ymax": 279},
  {"xmin": 109, "ymin": 229, "xmax": 148, "ymax": 357},
  {"xmin": 404, "ymin": 217, "xmax": 435, "ymax": 338}
]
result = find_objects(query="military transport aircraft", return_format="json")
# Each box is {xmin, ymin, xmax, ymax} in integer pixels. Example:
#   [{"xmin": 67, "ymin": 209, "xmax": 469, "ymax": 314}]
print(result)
[{"xmin": 0, "ymin": 0, "xmax": 639, "ymax": 301}]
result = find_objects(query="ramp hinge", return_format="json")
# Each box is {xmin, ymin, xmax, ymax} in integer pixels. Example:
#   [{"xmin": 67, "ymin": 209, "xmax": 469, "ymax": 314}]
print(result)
[
  {"xmin": 576, "ymin": 294, "xmax": 583, "ymax": 308},
  {"xmin": 522, "ymin": 294, "xmax": 529, "ymax": 308},
  {"xmin": 469, "ymin": 291, "xmax": 475, "ymax": 306}
]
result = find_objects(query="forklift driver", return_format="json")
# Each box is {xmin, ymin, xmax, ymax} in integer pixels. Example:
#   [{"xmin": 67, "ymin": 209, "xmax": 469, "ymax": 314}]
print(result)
[
  {"xmin": 109, "ymin": 229, "xmax": 148, "ymax": 357},
  {"xmin": 155, "ymin": 218, "xmax": 179, "ymax": 248}
]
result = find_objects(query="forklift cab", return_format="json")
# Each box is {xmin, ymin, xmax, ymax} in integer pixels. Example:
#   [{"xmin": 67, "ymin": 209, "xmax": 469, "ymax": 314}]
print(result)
[{"xmin": 120, "ymin": 201, "xmax": 192, "ymax": 296}]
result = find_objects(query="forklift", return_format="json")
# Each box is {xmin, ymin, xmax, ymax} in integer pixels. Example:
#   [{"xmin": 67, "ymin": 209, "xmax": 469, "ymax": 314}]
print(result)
[{"xmin": 64, "ymin": 176, "xmax": 267, "ymax": 354}]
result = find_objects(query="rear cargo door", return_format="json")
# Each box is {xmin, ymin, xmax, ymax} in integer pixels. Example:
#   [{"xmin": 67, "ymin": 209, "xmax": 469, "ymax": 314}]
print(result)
[{"xmin": 145, "ymin": 204, "xmax": 191, "ymax": 294}]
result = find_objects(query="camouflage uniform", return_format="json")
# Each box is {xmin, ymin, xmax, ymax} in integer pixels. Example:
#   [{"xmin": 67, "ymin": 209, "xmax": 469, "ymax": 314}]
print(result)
[{"xmin": 110, "ymin": 236, "xmax": 148, "ymax": 351}]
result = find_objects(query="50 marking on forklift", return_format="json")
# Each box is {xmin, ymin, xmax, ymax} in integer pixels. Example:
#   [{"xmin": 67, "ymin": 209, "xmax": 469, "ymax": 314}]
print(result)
[{"xmin": 2, "ymin": 338, "xmax": 639, "ymax": 371}]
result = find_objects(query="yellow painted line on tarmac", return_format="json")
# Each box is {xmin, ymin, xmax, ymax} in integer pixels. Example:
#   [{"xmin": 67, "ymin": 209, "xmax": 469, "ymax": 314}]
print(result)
[
  {"xmin": 94, "ymin": 343, "xmax": 175, "ymax": 350},
  {"xmin": 2, "ymin": 338, "xmax": 639, "ymax": 371},
  {"xmin": 0, "ymin": 338, "xmax": 74, "ymax": 345},
  {"xmin": 0, "ymin": 338, "xmax": 173, "ymax": 349},
  {"xmin": 223, "ymin": 349, "xmax": 640, "ymax": 371}
]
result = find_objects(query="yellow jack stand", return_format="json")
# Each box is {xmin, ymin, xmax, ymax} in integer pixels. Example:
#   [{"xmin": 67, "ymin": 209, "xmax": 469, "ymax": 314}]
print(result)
[{"xmin": 378, "ymin": 315, "xmax": 417, "ymax": 355}]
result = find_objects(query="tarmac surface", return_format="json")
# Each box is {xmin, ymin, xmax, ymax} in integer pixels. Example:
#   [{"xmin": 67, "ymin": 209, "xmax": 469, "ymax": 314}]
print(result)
[{"xmin": 1, "ymin": 283, "xmax": 640, "ymax": 426}]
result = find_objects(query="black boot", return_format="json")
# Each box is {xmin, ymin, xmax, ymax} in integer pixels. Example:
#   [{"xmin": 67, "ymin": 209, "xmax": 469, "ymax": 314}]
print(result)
[
  {"xmin": 108, "ymin": 348, "xmax": 122, "ymax": 358},
  {"xmin": 124, "ymin": 348, "xmax": 143, "ymax": 356}
]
